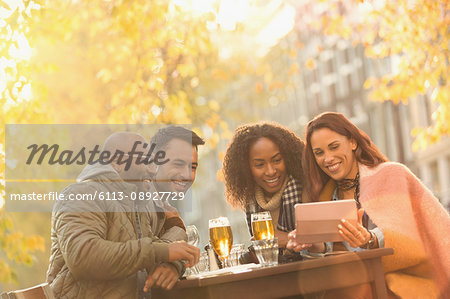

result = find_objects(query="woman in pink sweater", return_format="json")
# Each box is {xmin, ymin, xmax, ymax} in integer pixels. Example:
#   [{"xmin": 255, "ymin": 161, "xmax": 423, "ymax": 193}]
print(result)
[{"xmin": 288, "ymin": 112, "xmax": 449, "ymax": 298}]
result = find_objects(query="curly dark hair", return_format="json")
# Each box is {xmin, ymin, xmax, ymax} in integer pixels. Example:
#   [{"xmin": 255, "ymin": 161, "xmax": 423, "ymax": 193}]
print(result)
[{"xmin": 223, "ymin": 122, "xmax": 305, "ymax": 210}]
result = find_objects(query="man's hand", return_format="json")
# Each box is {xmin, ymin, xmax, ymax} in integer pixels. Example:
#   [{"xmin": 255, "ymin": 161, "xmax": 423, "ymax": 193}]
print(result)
[
  {"xmin": 143, "ymin": 264, "xmax": 178, "ymax": 291},
  {"xmin": 168, "ymin": 241, "xmax": 200, "ymax": 267}
]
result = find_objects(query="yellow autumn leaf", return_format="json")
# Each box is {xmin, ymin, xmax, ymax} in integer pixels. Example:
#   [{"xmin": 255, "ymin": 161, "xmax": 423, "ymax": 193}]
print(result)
[
  {"xmin": 288, "ymin": 62, "xmax": 300, "ymax": 76},
  {"xmin": 218, "ymin": 151, "xmax": 225, "ymax": 162},
  {"xmin": 255, "ymin": 82, "xmax": 263, "ymax": 93},
  {"xmin": 288, "ymin": 49, "xmax": 297, "ymax": 59},
  {"xmin": 219, "ymin": 121, "xmax": 228, "ymax": 130},
  {"xmin": 216, "ymin": 168, "xmax": 224, "ymax": 182},
  {"xmin": 363, "ymin": 77, "xmax": 374, "ymax": 89},
  {"xmin": 209, "ymin": 132, "xmax": 219, "ymax": 149},
  {"xmin": 208, "ymin": 100, "xmax": 220, "ymax": 112},
  {"xmin": 305, "ymin": 58, "xmax": 315, "ymax": 70}
]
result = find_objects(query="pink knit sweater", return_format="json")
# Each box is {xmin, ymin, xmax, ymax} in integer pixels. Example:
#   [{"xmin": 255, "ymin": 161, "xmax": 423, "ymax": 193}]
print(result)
[{"xmin": 359, "ymin": 162, "xmax": 450, "ymax": 298}]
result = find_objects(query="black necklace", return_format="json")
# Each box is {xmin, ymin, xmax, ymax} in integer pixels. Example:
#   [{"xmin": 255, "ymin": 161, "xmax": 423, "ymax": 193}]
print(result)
[
  {"xmin": 337, "ymin": 172, "xmax": 367, "ymax": 227},
  {"xmin": 336, "ymin": 172, "xmax": 360, "ymax": 203},
  {"xmin": 336, "ymin": 172, "xmax": 359, "ymax": 190}
]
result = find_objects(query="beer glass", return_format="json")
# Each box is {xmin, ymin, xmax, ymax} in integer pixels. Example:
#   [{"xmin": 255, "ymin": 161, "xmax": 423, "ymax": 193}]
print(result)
[
  {"xmin": 209, "ymin": 217, "xmax": 233, "ymax": 267},
  {"xmin": 251, "ymin": 211, "xmax": 275, "ymax": 240}
]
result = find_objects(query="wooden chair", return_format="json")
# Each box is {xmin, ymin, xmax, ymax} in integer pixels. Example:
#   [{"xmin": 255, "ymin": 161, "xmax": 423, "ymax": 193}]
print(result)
[
  {"xmin": 0, "ymin": 283, "xmax": 55, "ymax": 299},
  {"xmin": 1, "ymin": 292, "xmax": 12, "ymax": 299}
]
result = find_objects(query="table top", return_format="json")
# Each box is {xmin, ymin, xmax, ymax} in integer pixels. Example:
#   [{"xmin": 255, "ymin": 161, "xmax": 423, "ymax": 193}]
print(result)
[{"xmin": 175, "ymin": 248, "xmax": 394, "ymax": 289}]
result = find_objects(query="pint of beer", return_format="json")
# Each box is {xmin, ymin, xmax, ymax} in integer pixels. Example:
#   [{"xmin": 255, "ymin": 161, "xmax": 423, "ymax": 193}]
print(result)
[
  {"xmin": 209, "ymin": 217, "xmax": 233, "ymax": 261},
  {"xmin": 251, "ymin": 212, "xmax": 274, "ymax": 240}
]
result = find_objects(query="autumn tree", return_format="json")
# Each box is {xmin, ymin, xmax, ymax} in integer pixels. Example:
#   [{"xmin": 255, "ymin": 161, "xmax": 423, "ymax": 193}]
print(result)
[
  {"xmin": 27, "ymin": 1, "xmax": 206, "ymax": 123},
  {"xmin": 306, "ymin": 0, "xmax": 449, "ymax": 149},
  {"xmin": 1, "ymin": 0, "xmax": 221, "ymax": 285},
  {"xmin": 1, "ymin": 0, "xmax": 260, "ymax": 285},
  {"xmin": 1, "ymin": 0, "xmax": 46, "ymax": 284}
]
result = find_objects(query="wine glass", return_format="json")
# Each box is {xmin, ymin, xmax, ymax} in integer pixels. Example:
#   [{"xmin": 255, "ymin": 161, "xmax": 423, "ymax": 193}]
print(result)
[
  {"xmin": 186, "ymin": 225, "xmax": 199, "ymax": 247},
  {"xmin": 209, "ymin": 217, "xmax": 233, "ymax": 268},
  {"xmin": 251, "ymin": 211, "xmax": 275, "ymax": 240},
  {"xmin": 185, "ymin": 225, "xmax": 200, "ymax": 275}
]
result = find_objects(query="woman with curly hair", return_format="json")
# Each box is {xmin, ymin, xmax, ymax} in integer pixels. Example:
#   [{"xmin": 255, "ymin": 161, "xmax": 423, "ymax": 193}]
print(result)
[{"xmin": 222, "ymin": 122, "xmax": 305, "ymax": 247}]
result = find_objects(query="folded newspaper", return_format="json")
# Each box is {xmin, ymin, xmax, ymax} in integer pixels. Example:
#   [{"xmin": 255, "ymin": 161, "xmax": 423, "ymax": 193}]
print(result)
[{"xmin": 186, "ymin": 263, "xmax": 261, "ymax": 279}]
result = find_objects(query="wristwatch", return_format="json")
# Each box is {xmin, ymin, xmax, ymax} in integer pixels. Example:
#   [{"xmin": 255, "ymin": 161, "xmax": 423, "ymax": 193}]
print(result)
[{"xmin": 366, "ymin": 231, "xmax": 375, "ymax": 249}]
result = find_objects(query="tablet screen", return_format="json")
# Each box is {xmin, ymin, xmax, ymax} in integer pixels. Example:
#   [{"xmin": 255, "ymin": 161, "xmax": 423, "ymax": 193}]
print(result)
[{"xmin": 295, "ymin": 199, "xmax": 357, "ymax": 243}]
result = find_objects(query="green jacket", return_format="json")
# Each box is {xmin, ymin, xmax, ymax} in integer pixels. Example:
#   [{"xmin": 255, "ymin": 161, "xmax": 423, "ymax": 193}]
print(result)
[{"xmin": 47, "ymin": 164, "xmax": 185, "ymax": 298}]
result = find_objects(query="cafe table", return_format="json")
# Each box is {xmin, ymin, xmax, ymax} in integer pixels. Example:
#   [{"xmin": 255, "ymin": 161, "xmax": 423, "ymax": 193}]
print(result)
[{"xmin": 153, "ymin": 247, "xmax": 394, "ymax": 299}]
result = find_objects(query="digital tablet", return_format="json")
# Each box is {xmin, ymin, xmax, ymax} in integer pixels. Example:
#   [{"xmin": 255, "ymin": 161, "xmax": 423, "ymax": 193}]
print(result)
[{"xmin": 295, "ymin": 199, "xmax": 357, "ymax": 243}]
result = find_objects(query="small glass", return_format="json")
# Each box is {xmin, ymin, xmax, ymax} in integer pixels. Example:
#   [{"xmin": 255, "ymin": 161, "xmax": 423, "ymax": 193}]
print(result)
[
  {"xmin": 226, "ymin": 243, "xmax": 245, "ymax": 267},
  {"xmin": 209, "ymin": 217, "xmax": 233, "ymax": 267},
  {"xmin": 193, "ymin": 251, "xmax": 209, "ymax": 273},
  {"xmin": 251, "ymin": 237, "xmax": 279, "ymax": 267},
  {"xmin": 251, "ymin": 211, "xmax": 275, "ymax": 240}
]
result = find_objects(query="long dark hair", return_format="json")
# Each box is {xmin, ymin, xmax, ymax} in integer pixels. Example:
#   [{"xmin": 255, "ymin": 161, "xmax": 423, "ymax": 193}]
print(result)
[
  {"xmin": 223, "ymin": 122, "xmax": 305, "ymax": 210},
  {"xmin": 303, "ymin": 112, "xmax": 388, "ymax": 201}
]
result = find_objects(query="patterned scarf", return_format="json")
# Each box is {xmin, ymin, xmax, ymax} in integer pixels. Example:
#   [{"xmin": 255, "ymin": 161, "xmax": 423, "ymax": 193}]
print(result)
[
  {"xmin": 246, "ymin": 175, "xmax": 302, "ymax": 234},
  {"xmin": 254, "ymin": 177, "xmax": 288, "ymax": 211}
]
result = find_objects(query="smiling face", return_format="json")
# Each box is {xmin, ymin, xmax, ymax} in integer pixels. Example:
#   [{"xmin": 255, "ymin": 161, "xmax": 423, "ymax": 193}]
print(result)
[
  {"xmin": 249, "ymin": 137, "xmax": 287, "ymax": 196},
  {"xmin": 153, "ymin": 138, "xmax": 198, "ymax": 194},
  {"xmin": 310, "ymin": 128, "xmax": 358, "ymax": 181}
]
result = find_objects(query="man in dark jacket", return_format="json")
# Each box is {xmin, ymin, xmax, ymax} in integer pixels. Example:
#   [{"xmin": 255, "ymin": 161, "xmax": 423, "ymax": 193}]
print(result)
[{"xmin": 47, "ymin": 132, "xmax": 200, "ymax": 298}]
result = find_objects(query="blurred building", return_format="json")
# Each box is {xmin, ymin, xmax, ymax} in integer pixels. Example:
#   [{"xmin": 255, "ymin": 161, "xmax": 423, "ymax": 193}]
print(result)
[
  {"xmin": 250, "ymin": 1, "xmax": 450, "ymax": 210},
  {"xmin": 180, "ymin": 2, "xmax": 449, "ymax": 248}
]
